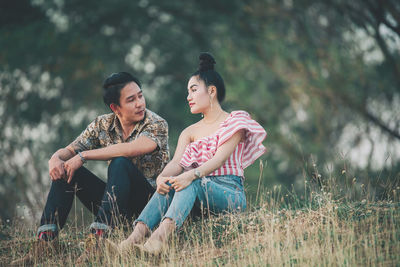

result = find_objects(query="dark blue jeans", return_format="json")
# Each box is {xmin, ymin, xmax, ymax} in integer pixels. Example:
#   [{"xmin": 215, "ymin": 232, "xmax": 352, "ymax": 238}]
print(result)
[{"xmin": 39, "ymin": 157, "xmax": 155, "ymax": 234}]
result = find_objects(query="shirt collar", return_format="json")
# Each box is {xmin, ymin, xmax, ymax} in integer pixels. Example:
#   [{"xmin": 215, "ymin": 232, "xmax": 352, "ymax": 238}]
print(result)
[
  {"xmin": 109, "ymin": 113, "xmax": 119, "ymax": 132},
  {"xmin": 109, "ymin": 110, "xmax": 150, "ymax": 138}
]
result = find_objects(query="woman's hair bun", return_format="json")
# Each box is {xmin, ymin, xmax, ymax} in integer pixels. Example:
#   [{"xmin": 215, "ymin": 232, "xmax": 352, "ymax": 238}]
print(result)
[{"xmin": 198, "ymin": 52, "xmax": 216, "ymax": 72}]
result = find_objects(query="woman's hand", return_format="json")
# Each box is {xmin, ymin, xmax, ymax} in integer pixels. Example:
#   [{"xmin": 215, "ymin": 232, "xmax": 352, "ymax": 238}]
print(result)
[
  {"xmin": 64, "ymin": 155, "xmax": 84, "ymax": 183},
  {"xmin": 169, "ymin": 172, "xmax": 194, "ymax": 192},
  {"xmin": 156, "ymin": 176, "xmax": 171, "ymax": 195}
]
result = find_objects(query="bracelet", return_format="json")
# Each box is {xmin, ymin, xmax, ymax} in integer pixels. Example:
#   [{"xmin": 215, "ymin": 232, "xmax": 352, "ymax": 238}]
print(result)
[
  {"xmin": 78, "ymin": 151, "xmax": 87, "ymax": 164},
  {"xmin": 194, "ymin": 168, "xmax": 202, "ymax": 179}
]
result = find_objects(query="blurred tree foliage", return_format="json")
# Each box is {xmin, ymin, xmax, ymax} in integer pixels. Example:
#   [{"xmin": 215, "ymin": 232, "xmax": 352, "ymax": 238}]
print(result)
[{"xmin": 0, "ymin": 0, "xmax": 399, "ymax": 220}]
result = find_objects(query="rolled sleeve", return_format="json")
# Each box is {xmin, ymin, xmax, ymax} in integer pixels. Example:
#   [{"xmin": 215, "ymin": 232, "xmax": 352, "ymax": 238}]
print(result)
[
  {"xmin": 69, "ymin": 119, "xmax": 101, "ymax": 153},
  {"xmin": 138, "ymin": 120, "xmax": 168, "ymax": 150}
]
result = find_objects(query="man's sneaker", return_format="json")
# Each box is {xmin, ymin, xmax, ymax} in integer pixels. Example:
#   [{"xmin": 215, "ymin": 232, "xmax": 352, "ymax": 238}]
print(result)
[
  {"xmin": 10, "ymin": 237, "xmax": 59, "ymax": 265},
  {"xmin": 91, "ymin": 228, "xmax": 106, "ymax": 237},
  {"xmin": 38, "ymin": 230, "xmax": 57, "ymax": 241}
]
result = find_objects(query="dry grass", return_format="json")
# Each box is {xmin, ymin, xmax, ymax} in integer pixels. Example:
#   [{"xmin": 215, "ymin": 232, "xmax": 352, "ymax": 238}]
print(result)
[{"xmin": 1, "ymin": 177, "xmax": 399, "ymax": 266}]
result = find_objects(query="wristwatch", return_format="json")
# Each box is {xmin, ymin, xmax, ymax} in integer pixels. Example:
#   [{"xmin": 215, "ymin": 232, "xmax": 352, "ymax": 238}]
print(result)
[
  {"xmin": 194, "ymin": 168, "xmax": 202, "ymax": 179},
  {"xmin": 78, "ymin": 151, "xmax": 87, "ymax": 164}
]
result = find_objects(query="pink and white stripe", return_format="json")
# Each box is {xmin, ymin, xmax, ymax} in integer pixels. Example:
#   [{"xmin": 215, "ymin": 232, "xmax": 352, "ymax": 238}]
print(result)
[{"xmin": 179, "ymin": 111, "xmax": 267, "ymax": 178}]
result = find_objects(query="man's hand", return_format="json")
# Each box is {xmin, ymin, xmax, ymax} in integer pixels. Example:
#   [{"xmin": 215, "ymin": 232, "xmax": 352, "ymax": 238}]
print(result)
[
  {"xmin": 156, "ymin": 176, "xmax": 171, "ymax": 195},
  {"xmin": 169, "ymin": 172, "xmax": 194, "ymax": 192},
  {"xmin": 64, "ymin": 155, "xmax": 83, "ymax": 183},
  {"xmin": 49, "ymin": 156, "xmax": 66, "ymax": 181}
]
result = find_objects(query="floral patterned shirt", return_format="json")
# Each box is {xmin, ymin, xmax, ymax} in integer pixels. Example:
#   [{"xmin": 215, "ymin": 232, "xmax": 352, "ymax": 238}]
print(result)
[{"xmin": 69, "ymin": 109, "xmax": 169, "ymax": 187}]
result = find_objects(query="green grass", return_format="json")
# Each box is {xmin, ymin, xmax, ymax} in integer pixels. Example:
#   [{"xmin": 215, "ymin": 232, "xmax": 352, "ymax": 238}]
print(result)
[{"xmin": 1, "ymin": 174, "xmax": 399, "ymax": 266}]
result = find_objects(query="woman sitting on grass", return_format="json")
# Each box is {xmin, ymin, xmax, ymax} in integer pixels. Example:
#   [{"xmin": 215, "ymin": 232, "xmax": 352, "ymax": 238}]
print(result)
[{"xmin": 118, "ymin": 52, "xmax": 267, "ymax": 255}]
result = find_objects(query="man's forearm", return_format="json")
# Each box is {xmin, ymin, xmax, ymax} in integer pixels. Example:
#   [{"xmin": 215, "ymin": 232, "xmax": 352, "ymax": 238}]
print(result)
[
  {"xmin": 81, "ymin": 136, "xmax": 157, "ymax": 161},
  {"xmin": 80, "ymin": 144, "xmax": 126, "ymax": 161},
  {"xmin": 51, "ymin": 147, "xmax": 75, "ymax": 161}
]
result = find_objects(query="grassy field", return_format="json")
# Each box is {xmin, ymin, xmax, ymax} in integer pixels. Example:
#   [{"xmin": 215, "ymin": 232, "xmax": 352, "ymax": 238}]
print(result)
[{"xmin": 1, "ymin": 174, "xmax": 399, "ymax": 266}]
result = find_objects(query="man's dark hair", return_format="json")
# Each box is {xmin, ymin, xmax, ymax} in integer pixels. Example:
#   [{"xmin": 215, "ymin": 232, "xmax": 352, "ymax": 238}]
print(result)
[
  {"xmin": 191, "ymin": 52, "xmax": 226, "ymax": 103},
  {"xmin": 102, "ymin": 72, "xmax": 141, "ymax": 107}
]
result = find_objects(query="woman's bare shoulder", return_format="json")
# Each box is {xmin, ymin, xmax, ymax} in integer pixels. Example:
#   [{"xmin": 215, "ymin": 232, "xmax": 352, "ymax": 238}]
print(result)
[{"xmin": 181, "ymin": 121, "xmax": 202, "ymax": 142}]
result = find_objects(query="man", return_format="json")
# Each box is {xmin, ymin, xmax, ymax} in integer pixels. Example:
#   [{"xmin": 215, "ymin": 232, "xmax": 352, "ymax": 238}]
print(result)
[{"xmin": 11, "ymin": 72, "xmax": 169, "ymax": 264}]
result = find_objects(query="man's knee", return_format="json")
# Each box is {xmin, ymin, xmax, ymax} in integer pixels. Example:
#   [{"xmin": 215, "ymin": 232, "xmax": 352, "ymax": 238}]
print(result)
[
  {"xmin": 51, "ymin": 178, "xmax": 68, "ymax": 187},
  {"xmin": 108, "ymin": 157, "xmax": 139, "ymax": 181},
  {"xmin": 74, "ymin": 166, "xmax": 88, "ymax": 177},
  {"xmin": 109, "ymin": 157, "xmax": 132, "ymax": 171},
  {"xmin": 51, "ymin": 166, "xmax": 87, "ymax": 187}
]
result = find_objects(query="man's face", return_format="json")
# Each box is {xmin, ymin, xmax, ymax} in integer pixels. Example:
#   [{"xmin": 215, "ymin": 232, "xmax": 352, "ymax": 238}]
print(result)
[{"xmin": 116, "ymin": 82, "xmax": 146, "ymax": 123}]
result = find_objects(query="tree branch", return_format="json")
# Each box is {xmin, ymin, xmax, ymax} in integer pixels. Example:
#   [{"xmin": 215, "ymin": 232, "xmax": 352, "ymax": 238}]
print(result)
[{"xmin": 337, "ymin": 93, "xmax": 400, "ymax": 141}]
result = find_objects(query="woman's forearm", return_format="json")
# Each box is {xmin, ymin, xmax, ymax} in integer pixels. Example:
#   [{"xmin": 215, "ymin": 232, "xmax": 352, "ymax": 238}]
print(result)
[
  {"xmin": 159, "ymin": 160, "xmax": 184, "ymax": 177},
  {"xmin": 194, "ymin": 131, "xmax": 243, "ymax": 178},
  {"xmin": 195, "ymin": 157, "xmax": 226, "ymax": 178}
]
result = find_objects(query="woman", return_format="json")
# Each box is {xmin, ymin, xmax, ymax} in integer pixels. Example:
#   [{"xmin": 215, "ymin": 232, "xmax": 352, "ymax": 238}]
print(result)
[{"xmin": 118, "ymin": 52, "xmax": 267, "ymax": 255}]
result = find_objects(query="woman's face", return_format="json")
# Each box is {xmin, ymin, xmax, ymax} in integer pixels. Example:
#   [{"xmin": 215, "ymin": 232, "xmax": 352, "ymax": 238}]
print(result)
[{"xmin": 187, "ymin": 76, "xmax": 210, "ymax": 114}]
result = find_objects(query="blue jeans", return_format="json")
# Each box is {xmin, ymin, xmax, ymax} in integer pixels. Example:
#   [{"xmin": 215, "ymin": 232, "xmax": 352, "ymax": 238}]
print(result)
[
  {"xmin": 136, "ymin": 175, "xmax": 246, "ymax": 229},
  {"xmin": 38, "ymin": 157, "xmax": 155, "ymax": 235}
]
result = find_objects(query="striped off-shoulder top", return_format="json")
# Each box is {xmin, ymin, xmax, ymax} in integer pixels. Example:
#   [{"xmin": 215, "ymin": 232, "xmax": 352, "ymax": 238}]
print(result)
[{"xmin": 179, "ymin": 110, "xmax": 267, "ymax": 177}]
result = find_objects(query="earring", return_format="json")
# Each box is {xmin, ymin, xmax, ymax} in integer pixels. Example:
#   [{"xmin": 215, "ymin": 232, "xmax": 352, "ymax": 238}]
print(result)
[
  {"xmin": 201, "ymin": 113, "xmax": 204, "ymax": 118},
  {"xmin": 209, "ymin": 95, "xmax": 213, "ymax": 110}
]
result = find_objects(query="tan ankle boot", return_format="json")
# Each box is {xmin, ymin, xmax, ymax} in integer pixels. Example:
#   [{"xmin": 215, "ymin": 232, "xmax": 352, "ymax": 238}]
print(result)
[
  {"xmin": 140, "ymin": 218, "xmax": 176, "ymax": 255},
  {"xmin": 142, "ymin": 238, "xmax": 165, "ymax": 255},
  {"xmin": 118, "ymin": 222, "xmax": 150, "ymax": 253}
]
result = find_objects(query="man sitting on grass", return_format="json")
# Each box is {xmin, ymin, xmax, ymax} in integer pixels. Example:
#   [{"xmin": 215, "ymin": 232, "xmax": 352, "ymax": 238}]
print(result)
[{"xmin": 11, "ymin": 72, "xmax": 169, "ymax": 265}]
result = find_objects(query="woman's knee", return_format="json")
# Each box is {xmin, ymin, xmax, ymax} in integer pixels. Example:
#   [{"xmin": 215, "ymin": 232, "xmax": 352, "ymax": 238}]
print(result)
[
  {"xmin": 185, "ymin": 178, "xmax": 201, "ymax": 191},
  {"xmin": 172, "ymin": 180, "xmax": 200, "ymax": 198}
]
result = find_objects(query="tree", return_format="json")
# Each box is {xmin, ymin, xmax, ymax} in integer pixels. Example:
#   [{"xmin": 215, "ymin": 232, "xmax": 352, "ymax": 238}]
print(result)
[{"xmin": 0, "ymin": 0, "xmax": 398, "ymax": 221}]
